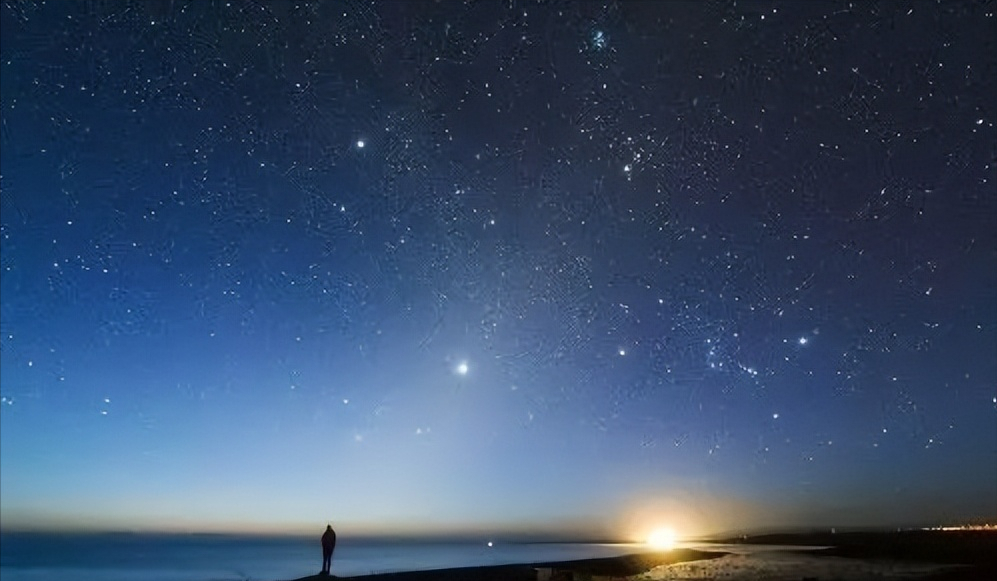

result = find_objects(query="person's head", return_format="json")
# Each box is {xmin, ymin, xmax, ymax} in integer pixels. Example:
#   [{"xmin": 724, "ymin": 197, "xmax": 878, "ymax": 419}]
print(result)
[{"xmin": 326, "ymin": 524, "xmax": 332, "ymax": 530}]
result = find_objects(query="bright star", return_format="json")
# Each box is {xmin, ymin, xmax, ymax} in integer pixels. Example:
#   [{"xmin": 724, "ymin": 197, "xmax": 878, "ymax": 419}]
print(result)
[
  {"xmin": 456, "ymin": 362, "xmax": 469, "ymax": 375},
  {"xmin": 356, "ymin": 139, "xmax": 365, "ymax": 148},
  {"xmin": 592, "ymin": 30, "xmax": 606, "ymax": 50}
]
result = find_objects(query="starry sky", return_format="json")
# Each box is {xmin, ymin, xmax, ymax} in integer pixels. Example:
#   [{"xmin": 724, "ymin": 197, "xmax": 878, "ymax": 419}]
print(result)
[{"xmin": 1, "ymin": 1, "xmax": 995, "ymax": 540}]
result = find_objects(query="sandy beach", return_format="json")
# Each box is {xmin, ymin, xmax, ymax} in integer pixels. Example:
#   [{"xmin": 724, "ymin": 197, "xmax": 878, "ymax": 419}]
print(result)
[{"xmin": 634, "ymin": 551, "xmax": 975, "ymax": 581}]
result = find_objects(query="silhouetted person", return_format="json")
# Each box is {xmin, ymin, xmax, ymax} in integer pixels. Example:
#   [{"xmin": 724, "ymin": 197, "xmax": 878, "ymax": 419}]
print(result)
[{"xmin": 321, "ymin": 524, "xmax": 337, "ymax": 575}]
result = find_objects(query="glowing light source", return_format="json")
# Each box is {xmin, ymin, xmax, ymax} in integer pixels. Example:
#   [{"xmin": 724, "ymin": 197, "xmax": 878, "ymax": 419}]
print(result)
[
  {"xmin": 456, "ymin": 362, "xmax": 469, "ymax": 375},
  {"xmin": 646, "ymin": 527, "xmax": 677, "ymax": 550},
  {"xmin": 592, "ymin": 30, "xmax": 606, "ymax": 50}
]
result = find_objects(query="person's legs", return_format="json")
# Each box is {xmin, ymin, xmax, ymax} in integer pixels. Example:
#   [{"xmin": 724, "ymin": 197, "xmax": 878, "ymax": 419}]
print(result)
[{"xmin": 322, "ymin": 549, "xmax": 331, "ymax": 573}]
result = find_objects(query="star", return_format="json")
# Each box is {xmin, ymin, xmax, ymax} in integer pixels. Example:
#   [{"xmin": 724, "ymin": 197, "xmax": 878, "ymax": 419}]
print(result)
[{"xmin": 591, "ymin": 30, "xmax": 606, "ymax": 50}]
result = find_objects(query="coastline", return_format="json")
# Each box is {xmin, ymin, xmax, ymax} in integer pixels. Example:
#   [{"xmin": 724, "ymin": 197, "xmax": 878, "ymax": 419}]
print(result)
[
  {"xmin": 286, "ymin": 531, "xmax": 997, "ymax": 581},
  {"xmin": 725, "ymin": 530, "xmax": 997, "ymax": 568},
  {"xmin": 289, "ymin": 549, "xmax": 725, "ymax": 581}
]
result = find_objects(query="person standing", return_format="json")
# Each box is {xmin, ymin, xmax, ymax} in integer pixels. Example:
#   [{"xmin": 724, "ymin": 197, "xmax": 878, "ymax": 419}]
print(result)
[{"xmin": 321, "ymin": 524, "xmax": 337, "ymax": 575}]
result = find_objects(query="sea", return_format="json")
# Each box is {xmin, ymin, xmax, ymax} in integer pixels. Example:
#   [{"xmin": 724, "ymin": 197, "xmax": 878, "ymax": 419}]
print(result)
[{"xmin": 0, "ymin": 533, "xmax": 664, "ymax": 581}]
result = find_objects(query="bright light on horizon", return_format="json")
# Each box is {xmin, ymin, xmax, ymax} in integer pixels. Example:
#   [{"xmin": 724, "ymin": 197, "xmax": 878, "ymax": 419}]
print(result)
[{"xmin": 645, "ymin": 527, "xmax": 677, "ymax": 550}]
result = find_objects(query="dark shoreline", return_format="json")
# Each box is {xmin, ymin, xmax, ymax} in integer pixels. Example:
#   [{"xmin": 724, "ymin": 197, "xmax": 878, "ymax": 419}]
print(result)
[
  {"xmin": 721, "ymin": 530, "xmax": 997, "ymax": 566},
  {"xmin": 723, "ymin": 530, "xmax": 997, "ymax": 581},
  {"xmin": 286, "ymin": 531, "xmax": 997, "ymax": 581},
  {"xmin": 289, "ymin": 549, "xmax": 725, "ymax": 581}
]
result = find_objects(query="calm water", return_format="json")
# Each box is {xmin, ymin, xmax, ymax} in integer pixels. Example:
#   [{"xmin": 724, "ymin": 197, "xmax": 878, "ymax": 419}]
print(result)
[{"xmin": 0, "ymin": 534, "xmax": 658, "ymax": 581}]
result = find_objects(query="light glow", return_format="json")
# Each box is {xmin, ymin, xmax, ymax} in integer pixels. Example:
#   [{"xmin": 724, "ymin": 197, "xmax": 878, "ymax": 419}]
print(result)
[{"xmin": 646, "ymin": 527, "xmax": 677, "ymax": 550}]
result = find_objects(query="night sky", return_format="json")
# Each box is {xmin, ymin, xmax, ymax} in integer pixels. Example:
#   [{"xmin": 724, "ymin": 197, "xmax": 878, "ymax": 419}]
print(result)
[{"xmin": 1, "ymin": 1, "xmax": 995, "ymax": 540}]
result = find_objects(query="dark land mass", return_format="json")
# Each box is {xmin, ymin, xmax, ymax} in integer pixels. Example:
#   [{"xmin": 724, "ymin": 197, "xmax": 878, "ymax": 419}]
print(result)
[
  {"xmin": 289, "ymin": 549, "xmax": 724, "ymax": 581},
  {"xmin": 288, "ymin": 532, "xmax": 997, "ymax": 581},
  {"xmin": 532, "ymin": 549, "xmax": 727, "ymax": 576},
  {"xmin": 722, "ymin": 530, "xmax": 997, "ymax": 580},
  {"xmin": 721, "ymin": 530, "xmax": 996, "ymax": 564}
]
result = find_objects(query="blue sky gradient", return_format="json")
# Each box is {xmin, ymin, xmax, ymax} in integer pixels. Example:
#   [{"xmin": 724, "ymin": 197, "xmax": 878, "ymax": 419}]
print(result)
[{"xmin": 1, "ymin": 1, "xmax": 995, "ymax": 540}]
